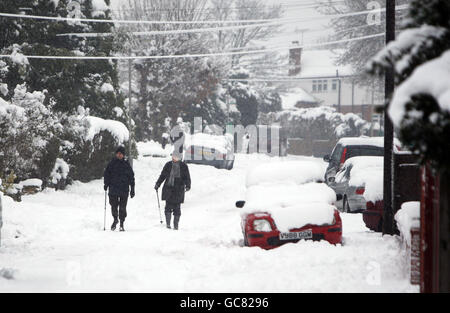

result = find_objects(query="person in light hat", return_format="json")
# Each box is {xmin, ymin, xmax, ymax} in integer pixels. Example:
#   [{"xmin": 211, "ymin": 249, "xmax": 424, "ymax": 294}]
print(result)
[{"xmin": 155, "ymin": 149, "xmax": 191, "ymax": 230}]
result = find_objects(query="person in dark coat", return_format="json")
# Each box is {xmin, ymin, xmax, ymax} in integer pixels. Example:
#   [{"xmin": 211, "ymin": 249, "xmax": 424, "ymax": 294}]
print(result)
[
  {"xmin": 104, "ymin": 146, "xmax": 135, "ymax": 231},
  {"xmin": 155, "ymin": 151, "xmax": 191, "ymax": 230}
]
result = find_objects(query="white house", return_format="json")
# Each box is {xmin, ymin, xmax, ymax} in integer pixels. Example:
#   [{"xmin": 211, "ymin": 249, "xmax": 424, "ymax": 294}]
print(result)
[{"xmin": 284, "ymin": 47, "xmax": 384, "ymax": 124}]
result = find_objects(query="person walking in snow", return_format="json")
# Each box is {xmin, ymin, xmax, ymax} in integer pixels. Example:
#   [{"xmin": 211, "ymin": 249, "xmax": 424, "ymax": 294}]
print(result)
[
  {"xmin": 104, "ymin": 146, "xmax": 135, "ymax": 232},
  {"xmin": 155, "ymin": 151, "xmax": 191, "ymax": 230}
]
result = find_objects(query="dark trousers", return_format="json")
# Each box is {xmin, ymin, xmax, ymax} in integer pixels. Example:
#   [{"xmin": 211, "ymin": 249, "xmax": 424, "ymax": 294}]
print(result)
[
  {"xmin": 165, "ymin": 202, "xmax": 181, "ymax": 228},
  {"xmin": 109, "ymin": 195, "xmax": 128, "ymax": 222},
  {"xmin": 165, "ymin": 202, "xmax": 181, "ymax": 216}
]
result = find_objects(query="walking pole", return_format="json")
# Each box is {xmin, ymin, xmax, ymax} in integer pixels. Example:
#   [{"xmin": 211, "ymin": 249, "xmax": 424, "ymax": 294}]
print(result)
[
  {"xmin": 103, "ymin": 190, "xmax": 107, "ymax": 231},
  {"xmin": 156, "ymin": 189, "xmax": 163, "ymax": 224}
]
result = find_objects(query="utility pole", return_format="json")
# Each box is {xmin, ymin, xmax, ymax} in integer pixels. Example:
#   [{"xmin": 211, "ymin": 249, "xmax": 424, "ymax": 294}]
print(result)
[
  {"xmin": 128, "ymin": 58, "xmax": 133, "ymax": 168},
  {"xmin": 383, "ymin": 0, "xmax": 396, "ymax": 235},
  {"xmin": 337, "ymin": 70, "xmax": 342, "ymax": 113},
  {"xmin": 351, "ymin": 79, "xmax": 355, "ymax": 114}
]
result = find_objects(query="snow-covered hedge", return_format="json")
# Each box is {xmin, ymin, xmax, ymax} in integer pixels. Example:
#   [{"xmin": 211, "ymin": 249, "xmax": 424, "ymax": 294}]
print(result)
[
  {"xmin": 0, "ymin": 83, "xmax": 131, "ymax": 189},
  {"xmin": 0, "ymin": 83, "xmax": 61, "ymax": 183},
  {"xmin": 59, "ymin": 107, "xmax": 131, "ymax": 183},
  {"xmin": 259, "ymin": 106, "xmax": 371, "ymax": 141}
]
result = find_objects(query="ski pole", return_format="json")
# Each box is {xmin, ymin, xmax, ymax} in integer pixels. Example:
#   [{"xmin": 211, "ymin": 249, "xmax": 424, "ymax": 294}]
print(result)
[
  {"xmin": 156, "ymin": 189, "xmax": 163, "ymax": 224},
  {"xmin": 103, "ymin": 190, "xmax": 107, "ymax": 231}
]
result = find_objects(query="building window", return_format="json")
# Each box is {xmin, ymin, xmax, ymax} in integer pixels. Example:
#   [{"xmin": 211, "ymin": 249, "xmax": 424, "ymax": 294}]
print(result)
[
  {"xmin": 312, "ymin": 80, "xmax": 328, "ymax": 93},
  {"xmin": 372, "ymin": 113, "xmax": 381, "ymax": 124},
  {"xmin": 332, "ymin": 79, "xmax": 338, "ymax": 91}
]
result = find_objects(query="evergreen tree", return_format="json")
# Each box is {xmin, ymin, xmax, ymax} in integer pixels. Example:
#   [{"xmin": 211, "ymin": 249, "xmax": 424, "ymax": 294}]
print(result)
[
  {"xmin": 228, "ymin": 68, "xmax": 259, "ymax": 127},
  {"xmin": 0, "ymin": 0, "xmax": 126, "ymax": 120},
  {"xmin": 369, "ymin": 0, "xmax": 450, "ymax": 171}
]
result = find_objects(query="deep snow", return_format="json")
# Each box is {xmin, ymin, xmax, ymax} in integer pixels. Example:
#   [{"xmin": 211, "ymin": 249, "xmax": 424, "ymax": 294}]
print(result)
[{"xmin": 0, "ymin": 154, "xmax": 417, "ymax": 292}]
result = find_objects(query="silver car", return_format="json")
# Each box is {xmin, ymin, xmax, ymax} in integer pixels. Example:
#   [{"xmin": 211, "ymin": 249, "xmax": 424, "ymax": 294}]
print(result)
[{"xmin": 329, "ymin": 156, "xmax": 383, "ymax": 213}]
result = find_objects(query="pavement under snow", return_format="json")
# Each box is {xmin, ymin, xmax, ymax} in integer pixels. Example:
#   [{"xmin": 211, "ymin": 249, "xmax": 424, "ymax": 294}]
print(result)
[{"xmin": 0, "ymin": 154, "xmax": 418, "ymax": 292}]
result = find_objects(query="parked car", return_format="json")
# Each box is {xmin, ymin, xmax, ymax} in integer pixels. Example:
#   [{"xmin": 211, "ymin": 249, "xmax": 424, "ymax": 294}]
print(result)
[
  {"xmin": 330, "ymin": 156, "xmax": 383, "ymax": 213},
  {"xmin": 363, "ymin": 153, "xmax": 421, "ymax": 232},
  {"xmin": 236, "ymin": 161, "xmax": 342, "ymax": 249},
  {"xmin": 323, "ymin": 137, "xmax": 400, "ymax": 184},
  {"xmin": 184, "ymin": 133, "xmax": 235, "ymax": 170},
  {"xmin": 363, "ymin": 200, "xmax": 384, "ymax": 232}
]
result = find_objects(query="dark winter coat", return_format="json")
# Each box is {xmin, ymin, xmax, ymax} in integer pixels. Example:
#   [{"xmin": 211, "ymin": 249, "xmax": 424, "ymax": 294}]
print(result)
[
  {"xmin": 156, "ymin": 161, "xmax": 191, "ymax": 204},
  {"xmin": 104, "ymin": 158, "xmax": 135, "ymax": 196}
]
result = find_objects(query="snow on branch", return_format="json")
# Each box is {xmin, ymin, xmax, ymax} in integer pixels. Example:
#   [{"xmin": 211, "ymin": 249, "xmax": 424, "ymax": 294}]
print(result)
[{"xmin": 389, "ymin": 50, "xmax": 450, "ymax": 126}]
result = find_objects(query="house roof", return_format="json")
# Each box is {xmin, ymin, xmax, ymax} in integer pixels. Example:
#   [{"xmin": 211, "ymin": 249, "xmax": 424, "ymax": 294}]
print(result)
[{"xmin": 281, "ymin": 88, "xmax": 318, "ymax": 111}]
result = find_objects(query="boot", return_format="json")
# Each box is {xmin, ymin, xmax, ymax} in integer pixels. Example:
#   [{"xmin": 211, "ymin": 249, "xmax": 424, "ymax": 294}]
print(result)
[
  {"xmin": 165, "ymin": 213, "xmax": 172, "ymax": 229},
  {"xmin": 111, "ymin": 219, "xmax": 118, "ymax": 231},
  {"xmin": 174, "ymin": 216, "xmax": 180, "ymax": 230},
  {"xmin": 119, "ymin": 221, "xmax": 125, "ymax": 232}
]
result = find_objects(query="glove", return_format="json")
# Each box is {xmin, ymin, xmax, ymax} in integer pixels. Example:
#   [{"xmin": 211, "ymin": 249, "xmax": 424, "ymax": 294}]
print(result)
[
  {"xmin": 130, "ymin": 188, "xmax": 135, "ymax": 199},
  {"xmin": 154, "ymin": 184, "xmax": 159, "ymax": 191},
  {"xmin": 104, "ymin": 185, "xmax": 108, "ymax": 191},
  {"xmin": 185, "ymin": 186, "xmax": 190, "ymax": 192}
]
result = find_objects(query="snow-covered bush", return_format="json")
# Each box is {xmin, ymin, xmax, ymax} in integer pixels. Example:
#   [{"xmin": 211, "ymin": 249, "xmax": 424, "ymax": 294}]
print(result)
[
  {"xmin": 50, "ymin": 158, "xmax": 70, "ymax": 190},
  {"xmin": 259, "ymin": 106, "xmax": 371, "ymax": 141},
  {"xmin": 60, "ymin": 107, "xmax": 131, "ymax": 183},
  {"xmin": 369, "ymin": 0, "xmax": 450, "ymax": 171},
  {"xmin": 228, "ymin": 68, "xmax": 259, "ymax": 127},
  {"xmin": 0, "ymin": 83, "xmax": 61, "ymax": 183}
]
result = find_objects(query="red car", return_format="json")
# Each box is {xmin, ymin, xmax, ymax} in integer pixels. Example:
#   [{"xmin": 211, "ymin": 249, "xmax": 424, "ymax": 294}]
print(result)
[{"xmin": 238, "ymin": 204, "xmax": 343, "ymax": 249}]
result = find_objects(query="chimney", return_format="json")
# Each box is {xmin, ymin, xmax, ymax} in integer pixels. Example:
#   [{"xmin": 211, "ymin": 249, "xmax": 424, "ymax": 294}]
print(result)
[{"xmin": 289, "ymin": 41, "xmax": 302, "ymax": 76}]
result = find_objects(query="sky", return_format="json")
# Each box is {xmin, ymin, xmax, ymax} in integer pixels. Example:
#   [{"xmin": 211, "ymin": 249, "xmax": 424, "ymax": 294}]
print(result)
[{"xmin": 108, "ymin": 0, "xmax": 334, "ymax": 48}]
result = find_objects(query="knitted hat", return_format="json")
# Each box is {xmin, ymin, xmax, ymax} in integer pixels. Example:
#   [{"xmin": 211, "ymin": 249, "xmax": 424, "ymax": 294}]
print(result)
[{"xmin": 115, "ymin": 146, "xmax": 126, "ymax": 155}]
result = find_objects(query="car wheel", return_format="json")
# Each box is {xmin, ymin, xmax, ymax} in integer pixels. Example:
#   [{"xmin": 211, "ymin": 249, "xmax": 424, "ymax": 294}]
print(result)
[
  {"xmin": 227, "ymin": 160, "xmax": 234, "ymax": 170},
  {"xmin": 244, "ymin": 233, "xmax": 249, "ymax": 247},
  {"xmin": 343, "ymin": 196, "xmax": 351, "ymax": 213}
]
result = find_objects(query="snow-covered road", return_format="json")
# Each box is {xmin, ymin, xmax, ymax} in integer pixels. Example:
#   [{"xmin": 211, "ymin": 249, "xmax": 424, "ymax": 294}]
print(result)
[{"xmin": 0, "ymin": 154, "xmax": 418, "ymax": 292}]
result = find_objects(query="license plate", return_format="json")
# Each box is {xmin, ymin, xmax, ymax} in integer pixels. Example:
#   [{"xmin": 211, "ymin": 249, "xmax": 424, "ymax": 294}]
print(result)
[{"xmin": 279, "ymin": 229, "xmax": 313, "ymax": 241}]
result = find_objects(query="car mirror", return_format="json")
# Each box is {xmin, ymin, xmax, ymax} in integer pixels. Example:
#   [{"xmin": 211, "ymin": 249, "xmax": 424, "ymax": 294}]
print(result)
[
  {"xmin": 323, "ymin": 154, "xmax": 330, "ymax": 162},
  {"xmin": 328, "ymin": 177, "xmax": 335, "ymax": 183},
  {"xmin": 336, "ymin": 194, "xmax": 343, "ymax": 201},
  {"xmin": 235, "ymin": 201, "xmax": 246, "ymax": 208}
]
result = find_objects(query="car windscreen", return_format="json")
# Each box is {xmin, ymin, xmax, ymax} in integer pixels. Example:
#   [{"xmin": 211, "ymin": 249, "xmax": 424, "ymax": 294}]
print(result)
[
  {"xmin": 345, "ymin": 146, "xmax": 384, "ymax": 160},
  {"xmin": 330, "ymin": 144, "xmax": 343, "ymax": 164}
]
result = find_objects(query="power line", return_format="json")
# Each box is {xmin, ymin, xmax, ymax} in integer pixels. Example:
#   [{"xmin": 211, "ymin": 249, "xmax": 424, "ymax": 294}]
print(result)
[
  {"xmin": 54, "ymin": 5, "xmax": 408, "ymax": 37},
  {"xmin": 0, "ymin": 33, "xmax": 385, "ymax": 61},
  {"xmin": 0, "ymin": 4, "xmax": 408, "ymax": 32},
  {"xmin": 0, "ymin": 11, "xmax": 295, "ymax": 25},
  {"xmin": 111, "ymin": 1, "xmax": 348, "ymax": 14}
]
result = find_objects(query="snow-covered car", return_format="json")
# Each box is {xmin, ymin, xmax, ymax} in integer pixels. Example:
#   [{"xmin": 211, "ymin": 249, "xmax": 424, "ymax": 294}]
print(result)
[
  {"xmin": 236, "ymin": 161, "xmax": 342, "ymax": 249},
  {"xmin": 323, "ymin": 137, "xmax": 400, "ymax": 184},
  {"xmin": 137, "ymin": 141, "xmax": 171, "ymax": 158},
  {"xmin": 184, "ymin": 133, "xmax": 235, "ymax": 170},
  {"xmin": 330, "ymin": 156, "xmax": 383, "ymax": 213}
]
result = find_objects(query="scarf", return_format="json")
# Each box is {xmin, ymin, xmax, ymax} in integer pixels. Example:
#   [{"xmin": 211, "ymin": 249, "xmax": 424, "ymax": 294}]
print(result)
[{"xmin": 168, "ymin": 161, "xmax": 181, "ymax": 187}]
